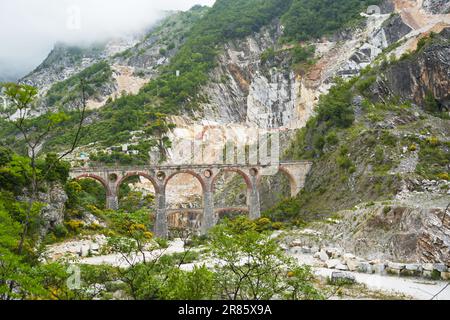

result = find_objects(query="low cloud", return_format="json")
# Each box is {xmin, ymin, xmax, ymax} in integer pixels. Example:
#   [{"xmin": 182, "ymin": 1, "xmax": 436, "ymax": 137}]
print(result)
[{"xmin": 0, "ymin": 0, "xmax": 215, "ymax": 81}]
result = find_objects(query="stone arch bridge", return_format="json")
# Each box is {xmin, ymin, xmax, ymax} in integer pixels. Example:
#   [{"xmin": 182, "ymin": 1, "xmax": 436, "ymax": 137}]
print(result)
[{"xmin": 69, "ymin": 161, "xmax": 312, "ymax": 238}]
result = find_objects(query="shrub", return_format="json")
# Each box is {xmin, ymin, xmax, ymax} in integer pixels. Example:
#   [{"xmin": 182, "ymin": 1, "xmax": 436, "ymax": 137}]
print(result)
[
  {"xmin": 167, "ymin": 42, "xmax": 176, "ymax": 50},
  {"xmin": 327, "ymin": 276, "xmax": 355, "ymax": 286},
  {"xmin": 155, "ymin": 237, "xmax": 169, "ymax": 248},
  {"xmin": 271, "ymin": 222, "xmax": 285, "ymax": 230},
  {"xmin": 355, "ymin": 75, "xmax": 376, "ymax": 94},
  {"xmin": 254, "ymin": 217, "xmax": 272, "ymax": 232},
  {"xmin": 374, "ymin": 146, "xmax": 384, "ymax": 164},
  {"xmin": 260, "ymin": 48, "xmax": 276, "ymax": 64},
  {"xmin": 437, "ymin": 172, "xmax": 449, "ymax": 181},
  {"xmin": 426, "ymin": 136, "xmax": 440, "ymax": 147},
  {"xmin": 209, "ymin": 218, "xmax": 323, "ymax": 300},
  {"xmin": 291, "ymin": 45, "xmax": 315, "ymax": 64},
  {"xmin": 281, "ymin": 0, "xmax": 381, "ymax": 42},
  {"xmin": 325, "ymin": 131, "xmax": 339, "ymax": 146},
  {"xmin": 424, "ymin": 91, "xmax": 440, "ymax": 113},
  {"xmin": 380, "ymin": 131, "xmax": 396, "ymax": 147},
  {"xmin": 159, "ymin": 48, "xmax": 167, "ymax": 56},
  {"xmin": 53, "ymin": 224, "xmax": 69, "ymax": 238},
  {"xmin": 65, "ymin": 220, "xmax": 84, "ymax": 233},
  {"xmin": 316, "ymin": 79, "xmax": 354, "ymax": 129},
  {"xmin": 337, "ymin": 155, "xmax": 354, "ymax": 172},
  {"xmin": 409, "ymin": 144, "xmax": 417, "ymax": 152}
]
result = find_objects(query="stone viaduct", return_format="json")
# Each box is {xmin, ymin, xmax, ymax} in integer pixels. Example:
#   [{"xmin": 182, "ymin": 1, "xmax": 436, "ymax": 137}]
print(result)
[{"xmin": 69, "ymin": 161, "xmax": 312, "ymax": 238}]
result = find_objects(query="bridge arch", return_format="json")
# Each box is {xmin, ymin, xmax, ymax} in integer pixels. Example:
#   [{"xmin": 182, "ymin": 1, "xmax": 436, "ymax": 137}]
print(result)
[
  {"xmin": 211, "ymin": 168, "xmax": 252, "ymax": 192},
  {"xmin": 116, "ymin": 172, "xmax": 160, "ymax": 194},
  {"xmin": 165, "ymin": 170, "xmax": 207, "ymax": 192},
  {"xmin": 74, "ymin": 174, "xmax": 111, "ymax": 196},
  {"xmin": 277, "ymin": 167, "xmax": 298, "ymax": 197}
]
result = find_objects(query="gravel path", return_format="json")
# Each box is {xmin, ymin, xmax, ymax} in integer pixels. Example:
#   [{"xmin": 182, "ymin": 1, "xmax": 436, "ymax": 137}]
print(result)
[{"xmin": 315, "ymin": 268, "xmax": 450, "ymax": 300}]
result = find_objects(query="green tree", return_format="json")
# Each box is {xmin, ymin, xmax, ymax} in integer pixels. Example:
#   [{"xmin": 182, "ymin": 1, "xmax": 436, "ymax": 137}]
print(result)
[
  {"xmin": 1, "ymin": 82, "xmax": 87, "ymax": 254},
  {"xmin": 144, "ymin": 112, "xmax": 175, "ymax": 163},
  {"xmin": 281, "ymin": 0, "xmax": 381, "ymax": 42},
  {"xmin": 209, "ymin": 217, "xmax": 322, "ymax": 300},
  {"xmin": 159, "ymin": 266, "xmax": 216, "ymax": 300},
  {"xmin": 0, "ymin": 82, "xmax": 87, "ymax": 300}
]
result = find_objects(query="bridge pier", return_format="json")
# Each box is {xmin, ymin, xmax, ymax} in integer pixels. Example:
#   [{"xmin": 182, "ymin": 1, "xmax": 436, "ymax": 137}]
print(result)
[
  {"xmin": 154, "ymin": 190, "xmax": 168, "ymax": 239},
  {"xmin": 248, "ymin": 175, "xmax": 261, "ymax": 220},
  {"xmin": 106, "ymin": 195, "xmax": 119, "ymax": 211},
  {"xmin": 202, "ymin": 190, "xmax": 216, "ymax": 235}
]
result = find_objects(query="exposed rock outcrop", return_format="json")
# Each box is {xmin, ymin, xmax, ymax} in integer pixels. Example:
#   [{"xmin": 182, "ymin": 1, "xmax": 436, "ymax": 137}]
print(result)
[
  {"xmin": 294, "ymin": 204, "xmax": 450, "ymax": 264},
  {"xmin": 418, "ymin": 207, "xmax": 450, "ymax": 264},
  {"xmin": 423, "ymin": 0, "xmax": 450, "ymax": 15},
  {"xmin": 198, "ymin": 22, "xmax": 306, "ymax": 129},
  {"xmin": 39, "ymin": 184, "xmax": 68, "ymax": 237},
  {"xmin": 21, "ymin": 39, "xmax": 139, "ymax": 95},
  {"xmin": 374, "ymin": 28, "xmax": 450, "ymax": 108}
]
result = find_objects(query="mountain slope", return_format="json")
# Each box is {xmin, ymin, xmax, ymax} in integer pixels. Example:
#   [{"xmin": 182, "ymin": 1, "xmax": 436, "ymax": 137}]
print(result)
[
  {"xmin": 0, "ymin": 0, "xmax": 448, "ymax": 269},
  {"xmin": 1, "ymin": 0, "xmax": 449, "ymax": 209}
]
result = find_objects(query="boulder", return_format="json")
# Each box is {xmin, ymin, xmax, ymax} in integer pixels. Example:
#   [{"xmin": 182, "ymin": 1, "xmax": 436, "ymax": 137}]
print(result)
[
  {"xmin": 326, "ymin": 248, "xmax": 342, "ymax": 259},
  {"xmin": 405, "ymin": 264, "xmax": 422, "ymax": 271},
  {"xmin": 290, "ymin": 240, "xmax": 303, "ymax": 247},
  {"xmin": 441, "ymin": 272, "xmax": 450, "ymax": 281},
  {"xmin": 301, "ymin": 246, "xmax": 312, "ymax": 254},
  {"xmin": 330, "ymin": 272, "xmax": 356, "ymax": 285},
  {"xmin": 314, "ymin": 260, "xmax": 327, "ymax": 268},
  {"xmin": 387, "ymin": 268, "xmax": 401, "ymax": 276},
  {"xmin": 336, "ymin": 264, "xmax": 349, "ymax": 271},
  {"xmin": 433, "ymin": 263, "xmax": 448, "ymax": 273},
  {"xmin": 373, "ymin": 263, "xmax": 386, "ymax": 274},
  {"xmin": 112, "ymin": 290, "xmax": 129, "ymax": 300},
  {"xmin": 387, "ymin": 262, "xmax": 405, "ymax": 270},
  {"xmin": 39, "ymin": 184, "xmax": 68, "ymax": 237},
  {"xmin": 310, "ymin": 246, "xmax": 319, "ymax": 254},
  {"xmin": 346, "ymin": 259, "xmax": 360, "ymax": 272},
  {"xmin": 343, "ymin": 253, "xmax": 356, "ymax": 261},
  {"xmin": 79, "ymin": 246, "xmax": 89, "ymax": 257},
  {"xmin": 358, "ymin": 262, "xmax": 373, "ymax": 274},
  {"xmin": 318, "ymin": 250, "xmax": 330, "ymax": 262},
  {"xmin": 423, "ymin": 263, "xmax": 434, "ymax": 271},
  {"xmin": 325, "ymin": 259, "xmax": 341, "ymax": 269},
  {"xmin": 400, "ymin": 265, "xmax": 423, "ymax": 277},
  {"xmin": 290, "ymin": 246, "xmax": 302, "ymax": 254}
]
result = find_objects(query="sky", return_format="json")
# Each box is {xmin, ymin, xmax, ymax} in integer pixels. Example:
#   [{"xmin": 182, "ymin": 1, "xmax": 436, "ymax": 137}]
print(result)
[{"xmin": 0, "ymin": 0, "xmax": 216, "ymax": 81}]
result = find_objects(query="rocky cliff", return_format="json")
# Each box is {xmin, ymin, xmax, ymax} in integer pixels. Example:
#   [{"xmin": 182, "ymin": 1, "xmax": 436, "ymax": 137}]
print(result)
[
  {"xmin": 38, "ymin": 184, "xmax": 68, "ymax": 237},
  {"xmin": 423, "ymin": 0, "xmax": 450, "ymax": 14},
  {"xmin": 21, "ymin": 39, "xmax": 140, "ymax": 95},
  {"xmin": 20, "ymin": 8, "xmax": 208, "ymax": 111},
  {"xmin": 374, "ymin": 28, "xmax": 450, "ymax": 108},
  {"xmin": 297, "ymin": 203, "xmax": 450, "ymax": 264}
]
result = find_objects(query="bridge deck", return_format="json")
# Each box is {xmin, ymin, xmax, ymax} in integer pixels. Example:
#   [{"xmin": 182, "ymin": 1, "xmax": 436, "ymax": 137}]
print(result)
[
  {"xmin": 166, "ymin": 207, "xmax": 249, "ymax": 214},
  {"xmin": 69, "ymin": 161, "xmax": 312, "ymax": 173}
]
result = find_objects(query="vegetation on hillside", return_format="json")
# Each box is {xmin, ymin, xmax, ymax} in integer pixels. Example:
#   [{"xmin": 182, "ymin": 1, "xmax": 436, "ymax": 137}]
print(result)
[
  {"xmin": 1, "ymin": 152, "xmax": 324, "ymax": 300},
  {"xmin": 141, "ymin": 0, "xmax": 293, "ymax": 113},
  {"xmin": 264, "ymin": 47, "xmax": 450, "ymax": 223},
  {"xmin": 46, "ymin": 62, "xmax": 113, "ymax": 108},
  {"xmin": 281, "ymin": 0, "xmax": 382, "ymax": 42},
  {"xmin": 1, "ymin": 0, "xmax": 388, "ymax": 154}
]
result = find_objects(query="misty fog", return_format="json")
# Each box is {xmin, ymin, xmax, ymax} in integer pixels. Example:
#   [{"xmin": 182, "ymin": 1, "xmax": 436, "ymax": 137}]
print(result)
[{"xmin": 0, "ymin": 0, "xmax": 215, "ymax": 81}]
